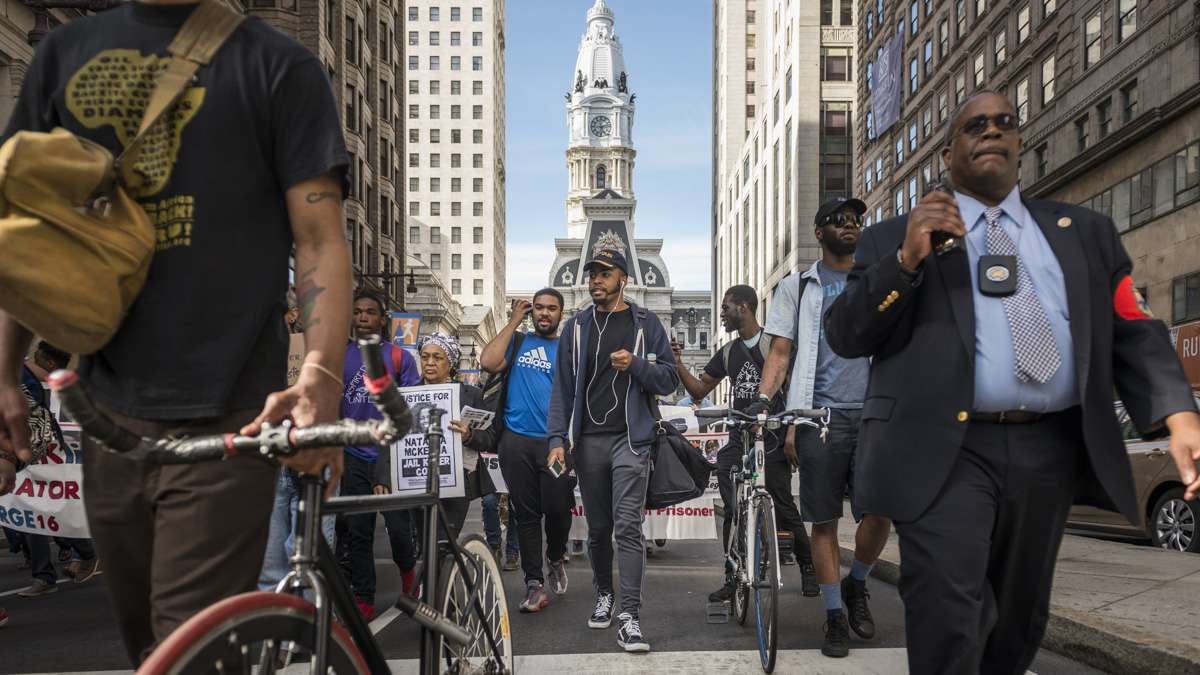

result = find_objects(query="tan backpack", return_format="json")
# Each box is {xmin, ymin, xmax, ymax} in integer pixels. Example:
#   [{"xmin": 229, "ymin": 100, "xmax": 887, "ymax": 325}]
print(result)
[{"xmin": 0, "ymin": 1, "xmax": 243, "ymax": 354}]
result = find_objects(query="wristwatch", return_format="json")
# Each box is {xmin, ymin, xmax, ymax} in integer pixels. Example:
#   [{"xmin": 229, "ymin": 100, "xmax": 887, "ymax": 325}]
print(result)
[{"xmin": 757, "ymin": 393, "xmax": 772, "ymax": 405}]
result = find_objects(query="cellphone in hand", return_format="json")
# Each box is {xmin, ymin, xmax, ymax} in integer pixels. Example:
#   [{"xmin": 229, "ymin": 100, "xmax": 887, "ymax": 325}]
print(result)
[{"xmin": 926, "ymin": 178, "xmax": 962, "ymax": 257}]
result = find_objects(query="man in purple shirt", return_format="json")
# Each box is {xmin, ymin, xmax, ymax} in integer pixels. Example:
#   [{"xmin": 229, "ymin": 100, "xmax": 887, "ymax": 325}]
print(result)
[{"xmin": 337, "ymin": 290, "xmax": 419, "ymax": 619}]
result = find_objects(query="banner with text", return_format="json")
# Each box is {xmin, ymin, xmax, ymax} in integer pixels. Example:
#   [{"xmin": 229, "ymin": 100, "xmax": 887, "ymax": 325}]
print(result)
[
  {"xmin": 569, "ymin": 495, "xmax": 718, "ymax": 541},
  {"xmin": 0, "ymin": 388, "xmax": 89, "ymax": 537},
  {"xmin": 389, "ymin": 383, "xmax": 465, "ymax": 498}
]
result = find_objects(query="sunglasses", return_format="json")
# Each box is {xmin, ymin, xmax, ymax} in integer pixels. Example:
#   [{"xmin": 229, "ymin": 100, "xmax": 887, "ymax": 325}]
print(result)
[
  {"xmin": 822, "ymin": 213, "xmax": 863, "ymax": 229},
  {"xmin": 959, "ymin": 112, "xmax": 1018, "ymax": 137}
]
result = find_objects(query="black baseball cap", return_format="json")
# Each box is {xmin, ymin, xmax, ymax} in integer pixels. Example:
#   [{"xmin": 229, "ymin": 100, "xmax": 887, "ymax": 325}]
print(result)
[
  {"xmin": 814, "ymin": 196, "xmax": 867, "ymax": 226},
  {"xmin": 583, "ymin": 248, "xmax": 629, "ymax": 275}
]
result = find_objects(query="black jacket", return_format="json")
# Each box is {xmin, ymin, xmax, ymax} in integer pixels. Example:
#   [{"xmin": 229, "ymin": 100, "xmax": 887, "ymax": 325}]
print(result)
[{"xmin": 825, "ymin": 198, "xmax": 1197, "ymax": 524}]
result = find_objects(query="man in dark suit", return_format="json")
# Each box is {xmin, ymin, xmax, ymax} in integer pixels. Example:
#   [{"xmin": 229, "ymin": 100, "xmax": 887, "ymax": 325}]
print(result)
[{"xmin": 825, "ymin": 90, "xmax": 1200, "ymax": 674}]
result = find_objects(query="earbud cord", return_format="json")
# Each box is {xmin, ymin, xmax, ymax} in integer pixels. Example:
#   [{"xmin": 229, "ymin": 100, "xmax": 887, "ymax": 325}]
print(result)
[{"xmin": 585, "ymin": 286, "xmax": 625, "ymax": 426}]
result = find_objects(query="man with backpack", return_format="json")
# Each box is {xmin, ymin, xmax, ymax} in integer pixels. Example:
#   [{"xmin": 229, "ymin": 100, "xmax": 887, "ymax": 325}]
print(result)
[
  {"xmin": 753, "ymin": 197, "xmax": 891, "ymax": 659},
  {"xmin": 339, "ymin": 290, "xmax": 420, "ymax": 619},
  {"xmin": 670, "ymin": 285, "xmax": 817, "ymax": 606},
  {"xmin": 0, "ymin": 3, "xmax": 351, "ymax": 663},
  {"xmin": 547, "ymin": 248, "xmax": 680, "ymax": 653},
  {"xmin": 479, "ymin": 289, "xmax": 571, "ymax": 613}
]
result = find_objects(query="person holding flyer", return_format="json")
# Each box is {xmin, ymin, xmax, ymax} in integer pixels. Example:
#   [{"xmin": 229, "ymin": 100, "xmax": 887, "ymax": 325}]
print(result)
[{"xmin": 375, "ymin": 333, "xmax": 497, "ymax": 540}]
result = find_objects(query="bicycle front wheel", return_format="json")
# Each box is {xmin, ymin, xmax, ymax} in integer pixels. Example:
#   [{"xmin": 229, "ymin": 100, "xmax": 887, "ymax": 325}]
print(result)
[
  {"xmin": 753, "ymin": 499, "xmax": 779, "ymax": 673},
  {"xmin": 436, "ymin": 532, "xmax": 515, "ymax": 674},
  {"xmin": 139, "ymin": 591, "xmax": 369, "ymax": 675}
]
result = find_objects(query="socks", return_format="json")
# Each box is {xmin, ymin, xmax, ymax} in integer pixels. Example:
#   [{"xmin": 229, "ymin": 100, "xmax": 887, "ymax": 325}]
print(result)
[
  {"xmin": 819, "ymin": 582, "xmax": 842, "ymax": 612},
  {"xmin": 850, "ymin": 558, "xmax": 874, "ymax": 583}
]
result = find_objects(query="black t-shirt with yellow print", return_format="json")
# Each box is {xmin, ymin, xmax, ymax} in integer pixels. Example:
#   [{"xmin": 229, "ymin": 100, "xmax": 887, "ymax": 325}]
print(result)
[{"xmin": 3, "ymin": 2, "xmax": 349, "ymax": 419}]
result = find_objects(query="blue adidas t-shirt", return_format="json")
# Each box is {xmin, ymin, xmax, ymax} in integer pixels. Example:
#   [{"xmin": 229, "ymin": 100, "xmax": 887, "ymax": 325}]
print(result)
[{"xmin": 504, "ymin": 333, "xmax": 558, "ymax": 438}]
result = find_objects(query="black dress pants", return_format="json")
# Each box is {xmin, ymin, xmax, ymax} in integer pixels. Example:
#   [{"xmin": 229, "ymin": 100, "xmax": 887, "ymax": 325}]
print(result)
[
  {"xmin": 497, "ymin": 430, "xmax": 574, "ymax": 585},
  {"xmin": 894, "ymin": 408, "xmax": 1083, "ymax": 675}
]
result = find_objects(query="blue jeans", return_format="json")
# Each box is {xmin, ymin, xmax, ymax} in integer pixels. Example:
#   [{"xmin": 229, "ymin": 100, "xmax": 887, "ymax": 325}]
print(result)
[
  {"xmin": 480, "ymin": 492, "xmax": 519, "ymax": 555},
  {"xmin": 259, "ymin": 468, "xmax": 337, "ymax": 592}
]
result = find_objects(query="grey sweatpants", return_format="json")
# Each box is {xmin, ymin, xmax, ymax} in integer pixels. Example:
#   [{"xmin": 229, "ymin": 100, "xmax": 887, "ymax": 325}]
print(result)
[{"xmin": 573, "ymin": 431, "xmax": 651, "ymax": 617}]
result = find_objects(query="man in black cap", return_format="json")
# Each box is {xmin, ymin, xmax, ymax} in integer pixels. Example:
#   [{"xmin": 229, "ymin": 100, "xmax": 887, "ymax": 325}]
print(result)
[
  {"xmin": 547, "ymin": 247, "xmax": 680, "ymax": 654},
  {"xmin": 752, "ymin": 196, "xmax": 892, "ymax": 659}
]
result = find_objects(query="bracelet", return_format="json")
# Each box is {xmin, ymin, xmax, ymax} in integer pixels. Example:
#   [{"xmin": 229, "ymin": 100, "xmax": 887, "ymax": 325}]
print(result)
[{"xmin": 301, "ymin": 362, "xmax": 343, "ymax": 388}]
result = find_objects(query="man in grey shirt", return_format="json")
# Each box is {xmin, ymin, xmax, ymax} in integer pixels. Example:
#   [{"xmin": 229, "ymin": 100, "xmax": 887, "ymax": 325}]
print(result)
[{"xmin": 754, "ymin": 197, "xmax": 893, "ymax": 659}]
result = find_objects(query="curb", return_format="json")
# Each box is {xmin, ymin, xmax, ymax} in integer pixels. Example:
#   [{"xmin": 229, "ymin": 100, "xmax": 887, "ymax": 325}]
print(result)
[{"xmin": 838, "ymin": 545, "xmax": 1200, "ymax": 675}]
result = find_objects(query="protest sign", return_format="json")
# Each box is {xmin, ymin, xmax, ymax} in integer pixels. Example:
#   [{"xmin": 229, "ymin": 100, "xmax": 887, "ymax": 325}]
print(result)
[
  {"xmin": 568, "ymin": 495, "xmax": 718, "ymax": 541},
  {"xmin": 389, "ymin": 383, "xmax": 464, "ymax": 498}
]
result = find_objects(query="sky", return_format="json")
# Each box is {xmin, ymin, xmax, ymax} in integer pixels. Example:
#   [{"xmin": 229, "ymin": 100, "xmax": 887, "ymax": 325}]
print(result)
[{"xmin": 504, "ymin": 0, "xmax": 712, "ymax": 292}]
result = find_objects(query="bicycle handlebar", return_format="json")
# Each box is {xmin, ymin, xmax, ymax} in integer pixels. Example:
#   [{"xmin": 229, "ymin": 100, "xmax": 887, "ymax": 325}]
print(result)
[
  {"xmin": 48, "ymin": 337, "xmax": 415, "ymax": 464},
  {"xmin": 693, "ymin": 407, "xmax": 829, "ymax": 424}
]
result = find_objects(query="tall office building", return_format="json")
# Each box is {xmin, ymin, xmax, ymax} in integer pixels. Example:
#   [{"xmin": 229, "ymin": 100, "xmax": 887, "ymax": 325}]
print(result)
[
  {"xmin": 711, "ymin": 0, "xmax": 857, "ymax": 334},
  {"xmin": 403, "ymin": 0, "xmax": 507, "ymax": 327},
  {"xmin": 857, "ymin": 0, "xmax": 1200, "ymax": 388}
]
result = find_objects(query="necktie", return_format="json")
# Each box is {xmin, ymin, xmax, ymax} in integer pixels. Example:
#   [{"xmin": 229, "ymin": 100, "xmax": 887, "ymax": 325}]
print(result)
[{"xmin": 984, "ymin": 207, "xmax": 1061, "ymax": 384}]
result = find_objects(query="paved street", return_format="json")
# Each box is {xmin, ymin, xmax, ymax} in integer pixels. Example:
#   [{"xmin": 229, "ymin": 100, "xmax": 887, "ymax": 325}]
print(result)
[{"xmin": 0, "ymin": 504, "xmax": 1107, "ymax": 674}]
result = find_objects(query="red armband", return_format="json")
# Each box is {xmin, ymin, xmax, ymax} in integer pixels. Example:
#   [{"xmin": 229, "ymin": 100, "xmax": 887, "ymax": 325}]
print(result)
[{"xmin": 1113, "ymin": 275, "xmax": 1153, "ymax": 320}]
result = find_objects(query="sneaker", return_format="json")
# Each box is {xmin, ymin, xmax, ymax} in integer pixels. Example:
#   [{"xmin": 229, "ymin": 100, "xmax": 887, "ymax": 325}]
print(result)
[
  {"xmin": 399, "ymin": 567, "xmax": 418, "ymax": 596},
  {"xmin": 616, "ymin": 612, "xmax": 650, "ymax": 653},
  {"xmin": 547, "ymin": 559, "xmax": 568, "ymax": 595},
  {"xmin": 17, "ymin": 579, "xmax": 57, "ymax": 598},
  {"xmin": 503, "ymin": 552, "xmax": 520, "ymax": 571},
  {"xmin": 588, "ymin": 592, "xmax": 614, "ymax": 629},
  {"xmin": 779, "ymin": 549, "xmax": 796, "ymax": 566},
  {"xmin": 708, "ymin": 579, "xmax": 735, "ymax": 603},
  {"xmin": 519, "ymin": 582, "xmax": 550, "ymax": 613},
  {"xmin": 842, "ymin": 576, "xmax": 876, "ymax": 639},
  {"xmin": 800, "ymin": 563, "xmax": 819, "ymax": 597},
  {"xmin": 354, "ymin": 597, "xmax": 376, "ymax": 622},
  {"xmin": 0, "ymin": 607, "xmax": 7, "ymax": 627},
  {"xmin": 73, "ymin": 558, "xmax": 101, "ymax": 584},
  {"xmin": 822, "ymin": 610, "xmax": 851, "ymax": 658}
]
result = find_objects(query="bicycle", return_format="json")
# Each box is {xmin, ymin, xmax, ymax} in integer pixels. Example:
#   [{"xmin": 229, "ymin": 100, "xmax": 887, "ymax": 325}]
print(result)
[
  {"xmin": 50, "ymin": 337, "xmax": 513, "ymax": 675},
  {"xmin": 694, "ymin": 406, "xmax": 829, "ymax": 674}
]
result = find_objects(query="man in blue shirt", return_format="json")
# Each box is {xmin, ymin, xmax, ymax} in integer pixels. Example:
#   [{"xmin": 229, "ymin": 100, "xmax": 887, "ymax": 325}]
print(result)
[
  {"xmin": 337, "ymin": 290, "xmax": 419, "ymax": 620},
  {"xmin": 479, "ymin": 289, "xmax": 571, "ymax": 614}
]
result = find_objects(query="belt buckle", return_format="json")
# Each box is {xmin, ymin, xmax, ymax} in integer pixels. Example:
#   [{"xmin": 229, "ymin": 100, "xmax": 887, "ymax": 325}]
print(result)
[{"xmin": 997, "ymin": 410, "xmax": 1007, "ymax": 424}]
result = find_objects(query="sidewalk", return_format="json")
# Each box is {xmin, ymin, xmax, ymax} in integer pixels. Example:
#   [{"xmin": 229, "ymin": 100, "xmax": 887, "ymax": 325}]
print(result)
[{"xmin": 836, "ymin": 504, "xmax": 1200, "ymax": 675}]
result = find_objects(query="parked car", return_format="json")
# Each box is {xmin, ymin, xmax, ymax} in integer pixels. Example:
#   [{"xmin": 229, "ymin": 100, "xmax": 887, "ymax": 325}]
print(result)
[{"xmin": 1066, "ymin": 397, "xmax": 1200, "ymax": 553}]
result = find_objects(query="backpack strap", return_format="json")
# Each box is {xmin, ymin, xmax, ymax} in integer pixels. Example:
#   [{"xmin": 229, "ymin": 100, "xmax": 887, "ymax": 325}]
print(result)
[{"xmin": 116, "ymin": 0, "xmax": 245, "ymax": 189}]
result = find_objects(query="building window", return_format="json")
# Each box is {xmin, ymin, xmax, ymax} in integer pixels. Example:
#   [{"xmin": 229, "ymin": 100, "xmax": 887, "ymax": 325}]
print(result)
[
  {"xmin": 472, "ymin": 6, "xmax": 482, "ymax": 21},
  {"xmin": 895, "ymin": 187, "xmax": 906, "ymax": 216},
  {"xmin": 909, "ymin": 122, "xmax": 918, "ymax": 152},
  {"xmin": 819, "ymin": 101, "xmax": 852, "ymax": 204},
  {"xmin": 429, "ymin": 6, "xmax": 439, "ymax": 20},
  {"xmin": 955, "ymin": 71, "xmax": 966, "ymax": 103},
  {"xmin": 451, "ymin": 254, "xmax": 461, "ymax": 270},
  {"xmin": 408, "ymin": 55, "xmax": 418, "ymax": 71},
  {"xmin": 430, "ymin": 177, "xmax": 441, "ymax": 193},
  {"xmin": 409, "ymin": 225, "xmax": 420, "ymax": 243},
  {"xmin": 452, "ymin": 202, "xmax": 462, "ymax": 216},
  {"xmin": 909, "ymin": 58, "xmax": 919, "ymax": 94},
  {"xmin": 747, "ymin": 8, "xmax": 756, "ymax": 23},
  {"xmin": 939, "ymin": 19, "xmax": 949, "ymax": 58},
  {"xmin": 1016, "ymin": 77, "xmax": 1030, "ymax": 124},
  {"xmin": 408, "ymin": 79, "xmax": 419, "ymax": 96},
  {"xmin": 473, "ymin": 279, "xmax": 484, "ymax": 295},
  {"xmin": 346, "ymin": 17, "xmax": 357, "ymax": 65},
  {"xmin": 429, "ymin": 30, "xmax": 440, "ymax": 46},
  {"xmin": 431, "ymin": 254, "xmax": 442, "ymax": 271},
  {"xmin": 973, "ymin": 52, "xmax": 985, "ymax": 88},
  {"xmin": 451, "ymin": 279, "xmax": 461, "ymax": 294},
  {"xmin": 451, "ymin": 177, "xmax": 461, "ymax": 192},
  {"xmin": 473, "ymin": 129, "xmax": 483, "ymax": 143},
  {"xmin": 408, "ymin": 5, "xmax": 418, "ymax": 21},
  {"xmin": 840, "ymin": 0, "xmax": 852, "ymax": 24},
  {"xmin": 867, "ymin": 11, "xmax": 874, "ymax": 39},
  {"xmin": 450, "ymin": 104, "xmax": 461, "ymax": 119},
  {"xmin": 473, "ymin": 32, "xmax": 483, "ymax": 46},
  {"xmin": 450, "ymin": 6, "xmax": 460, "ymax": 21},
  {"xmin": 1043, "ymin": 0, "xmax": 1056, "ymax": 17},
  {"xmin": 408, "ymin": 152, "xmax": 419, "ymax": 167},
  {"xmin": 431, "ymin": 80, "xmax": 441, "ymax": 95},
  {"xmin": 1118, "ymin": 0, "xmax": 1137, "ymax": 41},
  {"xmin": 1121, "ymin": 80, "xmax": 1138, "ymax": 122},
  {"xmin": 472, "ymin": 56, "xmax": 483, "ymax": 71},
  {"xmin": 910, "ymin": 0, "xmax": 919, "ymax": 34},
  {"xmin": 908, "ymin": 176, "xmax": 919, "ymax": 210},
  {"xmin": 473, "ymin": 202, "xmax": 483, "ymax": 216},
  {"xmin": 1076, "ymin": 115, "xmax": 1089, "ymax": 152},
  {"xmin": 472, "ymin": 177, "xmax": 483, "ymax": 192},
  {"xmin": 1035, "ymin": 143, "xmax": 1048, "ymax": 178},
  {"xmin": 895, "ymin": 137, "xmax": 905, "ymax": 165},
  {"xmin": 472, "ymin": 105, "xmax": 483, "ymax": 120},
  {"xmin": 1041, "ymin": 54, "xmax": 1056, "ymax": 104},
  {"xmin": 1084, "ymin": 10, "xmax": 1101, "ymax": 69},
  {"xmin": 430, "ymin": 129, "xmax": 441, "ymax": 143},
  {"xmin": 346, "ymin": 85, "xmax": 358, "ymax": 130},
  {"xmin": 821, "ymin": 0, "xmax": 833, "ymax": 25},
  {"xmin": 1018, "ymin": 5, "xmax": 1031, "ymax": 42},
  {"xmin": 820, "ymin": 47, "xmax": 852, "ymax": 81},
  {"xmin": 1173, "ymin": 273, "xmax": 1200, "ymax": 325},
  {"xmin": 976, "ymin": 0, "xmax": 986, "ymax": 17},
  {"xmin": 473, "ymin": 226, "xmax": 483, "ymax": 243},
  {"xmin": 430, "ymin": 55, "xmax": 440, "ymax": 70},
  {"xmin": 409, "ymin": 30, "xmax": 418, "ymax": 46},
  {"xmin": 595, "ymin": 165, "xmax": 607, "ymax": 189},
  {"xmin": 994, "ymin": 29, "xmax": 1007, "ymax": 66},
  {"xmin": 473, "ymin": 254, "xmax": 483, "ymax": 270},
  {"xmin": 923, "ymin": 39, "xmax": 933, "ymax": 77},
  {"xmin": 1177, "ymin": 143, "xmax": 1200, "ymax": 206},
  {"xmin": 451, "ymin": 31, "xmax": 461, "ymax": 45},
  {"xmin": 451, "ymin": 56, "xmax": 461, "ymax": 71},
  {"xmin": 430, "ymin": 202, "xmax": 441, "ymax": 216},
  {"xmin": 922, "ymin": 106, "xmax": 932, "ymax": 138},
  {"xmin": 747, "ymin": 57, "xmax": 756, "ymax": 72},
  {"xmin": 450, "ymin": 129, "xmax": 461, "ymax": 143},
  {"xmin": 938, "ymin": 90, "xmax": 949, "ymax": 122},
  {"xmin": 429, "ymin": 104, "xmax": 440, "ymax": 119},
  {"xmin": 473, "ymin": 80, "xmax": 483, "ymax": 95},
  {"xmin": 1098, "ymin": 99, "xmax": 1112, "ymax": 138},
  {"xmin": 786, "ymin": 66, "xmax": 793, "ymax": 100},
  {"xmin": 409, "ymin": 128, "xmax": 419, "ymax": 143},
  {"xmin": 450, "ymin": 80, "xmax": 460, "ymax": 95},
  {"xmin": 409, "ymin": 202, "xmax": 420, "ymax": 216},
  {"xmin": 473, "ymin": 153, "xmax": 483, "ymax": 168},
  {"xmin": 956, "ymin": 0, "xmax": 966, "ymax": 38}
]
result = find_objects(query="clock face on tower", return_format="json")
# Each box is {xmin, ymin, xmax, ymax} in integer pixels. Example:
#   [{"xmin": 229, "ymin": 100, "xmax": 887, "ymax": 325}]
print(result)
[{"xmin": 589, "ymin": 115, "xmax": 612, "ymax": 137}]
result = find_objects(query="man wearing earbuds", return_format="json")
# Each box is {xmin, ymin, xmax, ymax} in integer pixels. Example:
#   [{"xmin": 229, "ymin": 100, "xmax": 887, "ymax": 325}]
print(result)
[{"xmin": 547, "ymin": 248, "xmax": 679, "ymax": 654}]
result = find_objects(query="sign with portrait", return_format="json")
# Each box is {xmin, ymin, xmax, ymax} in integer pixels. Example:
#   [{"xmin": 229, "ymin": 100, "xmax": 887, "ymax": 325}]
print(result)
[{"xmin": 388, "ymin": 383, "xmax": 464, "ymax": 498}]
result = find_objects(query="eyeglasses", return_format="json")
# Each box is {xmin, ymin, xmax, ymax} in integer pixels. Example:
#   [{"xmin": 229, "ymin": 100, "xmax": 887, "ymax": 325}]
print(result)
[
  {"xmin": 822, "ymin": 213, "xmax": 862, "ymax": 229},
  {"xmin": 959, "ymin": 112, "xmax": 1017, "ymax": 137}
]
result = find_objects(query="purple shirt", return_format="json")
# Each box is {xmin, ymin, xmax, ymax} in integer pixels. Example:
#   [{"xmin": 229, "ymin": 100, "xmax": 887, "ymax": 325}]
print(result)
[{"xmin": 341, "ymin": 341, "xmax": 420, "ymax": 461}]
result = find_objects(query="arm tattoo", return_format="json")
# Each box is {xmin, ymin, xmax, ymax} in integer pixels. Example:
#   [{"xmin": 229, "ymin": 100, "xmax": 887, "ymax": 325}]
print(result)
[
  {"xmin": 295, "ymin": 266, "xmax": 326, "ymax": 329},
  {"xmin": 305, "ymin": 191, "xmax": 341, "ymax": 204}
]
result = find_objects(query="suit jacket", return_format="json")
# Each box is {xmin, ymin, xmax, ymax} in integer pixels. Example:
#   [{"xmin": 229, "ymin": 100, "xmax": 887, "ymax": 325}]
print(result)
[{"xmin": 824, "ymin": 197, "xmax": 1196, "ymax": 524}]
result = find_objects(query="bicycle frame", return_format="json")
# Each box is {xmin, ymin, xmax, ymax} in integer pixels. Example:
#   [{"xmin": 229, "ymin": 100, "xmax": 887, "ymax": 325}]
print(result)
[{"xmin": 729, "ymin": 426, "xmax": 779, "ymax": 592}]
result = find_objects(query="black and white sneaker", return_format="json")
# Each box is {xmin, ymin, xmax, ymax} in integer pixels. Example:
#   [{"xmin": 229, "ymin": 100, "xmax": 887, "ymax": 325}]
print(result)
[
  {"xmin": 616, "ymin": 612, "xmax": 650, "ymax": 653},
  {"xmin": 588, "ymin": 592, "xmax": 614, "ymax": 629},
  {"xmin": 548, "ymin": 559, "xmax": 568, "ymax": 595}
]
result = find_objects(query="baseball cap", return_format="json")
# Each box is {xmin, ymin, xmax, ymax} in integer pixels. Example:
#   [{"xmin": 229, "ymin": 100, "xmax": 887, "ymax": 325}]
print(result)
[
  {"xmin": 814, "ymin": 196, "xmax": 867, "ymax": 226},
  {"xmin": 583, "ymin": 248, "xmax": 629, "ymax": 275}
]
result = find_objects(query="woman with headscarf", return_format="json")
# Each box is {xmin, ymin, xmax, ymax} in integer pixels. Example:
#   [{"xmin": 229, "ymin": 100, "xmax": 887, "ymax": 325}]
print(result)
[{"xmin": 375, "ymin": 332, "xmax": 496, "ymax": 541}]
